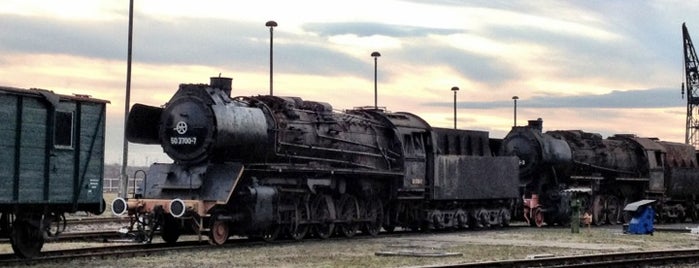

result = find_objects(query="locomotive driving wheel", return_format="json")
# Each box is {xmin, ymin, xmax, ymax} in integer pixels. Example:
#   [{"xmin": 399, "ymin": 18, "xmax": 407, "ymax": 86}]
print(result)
[
  {"xmin": 311, "ymin": 194, "xmax": 335, "ymax": 239},
  {"xmin": 257, "ymin": 223, "xmax": 281, "ymax": 242},
  {"xmin": 208, "ymin": 218, "xmax": 229, "ymax": 245},
  {"xmin": 621, "ymin": 198, "xmax": 633, "ymax": 223},
  {"xmin": 605, "ymin": 195, "xmax": 621, "ymax": 225},
  {"xmin": 532, "ymin": 207, "xmax": 544, "ymax": 227},
  {"xmin": 336, "ymin": 194, "xmax": 359, "ymax": 238},
  {"xmin": 288, "ymin": 195, "xmax": 310, "ymax": 241},
  {"xmin": 592, "ymin": 195, "xmax": 606, "ymax": 226},
  {"xmin": 10, "ymin": 217, "xmax": 44, "ymax": 258},
  {"xmin": 362, "ymin": 198, "xmax": 383, "ymax": 237}
]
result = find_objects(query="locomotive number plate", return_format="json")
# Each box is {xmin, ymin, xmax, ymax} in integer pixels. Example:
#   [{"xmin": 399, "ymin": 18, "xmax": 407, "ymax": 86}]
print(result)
[{"xmin": 170, "ymin": 137, "xmax": 197, "ymax": 145}]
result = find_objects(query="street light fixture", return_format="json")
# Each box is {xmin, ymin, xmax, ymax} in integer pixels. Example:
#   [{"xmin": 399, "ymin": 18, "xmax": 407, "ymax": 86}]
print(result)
[
  {"xmin": 266, "ymin": 20, "xmax": 277, "ymax": 96},
  {"xmin": 371, "ymin": 51, "xmax": 381, "ymax": 110},
  {"xmin": 451, "ymin": 86, "xmax": 459, "ymax": 129},
  {"xmin": 512, "ymin": 96, "xmax": 519, "ymax": 127}
]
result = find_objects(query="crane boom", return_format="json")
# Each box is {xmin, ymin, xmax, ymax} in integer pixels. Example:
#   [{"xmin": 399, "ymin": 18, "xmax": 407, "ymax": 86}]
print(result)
[{"xmin": 683, "ymin": 23, "xmax": 699, "ymax": 147}]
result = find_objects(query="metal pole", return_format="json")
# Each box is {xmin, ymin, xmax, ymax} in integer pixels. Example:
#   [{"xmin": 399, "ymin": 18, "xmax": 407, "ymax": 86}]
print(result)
[
  {"xmin": 266, "ymin": 21, "xmax": 277, "ymax": 96},
  {"xmin": 120, "ymin": 0, "xmax": 134, "ymax": 198},
  {"xmin": 374, "ymin": 57, "xmax": 377, "ymax": 109},
  {"xmin": 512, "ymin": 96, "xmax": 519, "ymax": 127},
  {"xmin": 371, "ymin": 51, "xmax": 381, "ymax": 110},
  {"xmin": 452, "ymin": 86, "xmax": 459, "ymax": 129}
]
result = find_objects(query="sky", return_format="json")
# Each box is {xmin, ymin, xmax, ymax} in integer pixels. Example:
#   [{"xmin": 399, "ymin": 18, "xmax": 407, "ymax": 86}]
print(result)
[{"xmin": 1, "ymin": 0, "xmax": 697, "ymax": 165}]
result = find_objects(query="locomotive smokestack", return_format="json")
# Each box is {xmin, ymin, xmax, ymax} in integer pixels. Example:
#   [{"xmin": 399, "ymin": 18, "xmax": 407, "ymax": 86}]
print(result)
[
  {"xmin": 528, "ymin": 118, "xmax": 543, "ymax": 132},
  {"xmin": 210, "ymin": 76, "xmax": 233, "ymax": 96}
]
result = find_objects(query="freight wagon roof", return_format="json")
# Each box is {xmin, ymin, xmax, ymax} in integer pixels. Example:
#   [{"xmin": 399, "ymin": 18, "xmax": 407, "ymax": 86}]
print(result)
[{"xmin": 0, "ymin": 86, "xmax": 110, "ymax": 104}]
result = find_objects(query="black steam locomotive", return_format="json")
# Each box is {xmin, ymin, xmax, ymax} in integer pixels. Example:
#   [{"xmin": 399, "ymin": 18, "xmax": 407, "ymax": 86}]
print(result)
[
  {"xmin": 500, "ymin": 118, "xmax": 699, "ymax": 226},
  {"xmin": 112, "ymin": 77, "xmax": 519, "ymax": 243}
]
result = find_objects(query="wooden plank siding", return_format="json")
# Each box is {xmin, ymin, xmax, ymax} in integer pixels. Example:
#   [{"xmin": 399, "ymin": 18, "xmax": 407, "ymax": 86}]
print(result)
[{"xmin": 0, "ymin": 86, "xmax": 107, "ymax": 212}]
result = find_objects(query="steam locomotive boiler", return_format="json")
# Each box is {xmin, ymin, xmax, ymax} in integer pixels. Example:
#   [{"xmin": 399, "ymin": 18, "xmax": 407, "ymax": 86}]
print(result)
[
  {"xmin": 112, "ymin": 77, "xmax": 519, "ymax": 244},
  {"xmin": 501, "ymin": 118, "xmax": 699, "ymax": 227}
]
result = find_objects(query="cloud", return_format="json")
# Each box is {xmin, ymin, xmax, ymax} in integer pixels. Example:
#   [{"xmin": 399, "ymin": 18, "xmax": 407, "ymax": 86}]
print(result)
[
  {"xmin": 0, "ymin": 14, "xmax": 398, "ymax": 79},
  {"xmin": 0, "ymin": 15, "xmax": 124, "ymax": 60},
  {"xmin": 425, "ymin": 87, "xmax": 684, "ymax": 109},
  {"xmin": 303, "ymin": 22, "xmax": 458, "ymax": 37}
]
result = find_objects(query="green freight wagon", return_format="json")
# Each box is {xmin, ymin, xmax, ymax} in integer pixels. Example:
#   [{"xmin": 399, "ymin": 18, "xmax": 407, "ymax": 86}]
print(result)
[{"xmin": 0, "ymin": 86, "xmax": 108, "ymax": 258}]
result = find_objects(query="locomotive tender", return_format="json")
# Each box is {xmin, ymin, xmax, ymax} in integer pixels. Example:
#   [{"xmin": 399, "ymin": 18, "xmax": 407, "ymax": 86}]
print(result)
[
  {"xmin": 112, "ymin": 77, "xmax": 519, "ymax": 243},
  {"xmin": 500, "ymin": 118, "xmax": 699, "ymax": 227}
]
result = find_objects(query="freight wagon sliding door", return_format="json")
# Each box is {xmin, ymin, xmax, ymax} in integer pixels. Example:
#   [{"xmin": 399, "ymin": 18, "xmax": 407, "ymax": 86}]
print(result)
[
  {"xmin": 49, "ymin": 102, "xmax": 105, "ymax": 205},
  {"xmin": 49, "ymin": 104, "xmax": 77, "ymax": 203}
]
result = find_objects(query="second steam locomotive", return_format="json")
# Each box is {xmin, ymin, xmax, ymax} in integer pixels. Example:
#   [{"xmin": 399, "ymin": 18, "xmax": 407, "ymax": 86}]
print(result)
[
  {"xmin": 500, "ymin": 118, "xmax": 699, "ymax": 227},
  {"xmin": 112, "ymin": 77, "xmax": 519, "ymax": 243}
]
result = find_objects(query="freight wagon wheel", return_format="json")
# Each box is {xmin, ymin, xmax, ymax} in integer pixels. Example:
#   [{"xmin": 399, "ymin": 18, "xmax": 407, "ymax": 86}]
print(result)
[
  {"xmin": 0, "ymin": 214, "xmax": 10, "ymax": 236},
  {"xmin": 311, "ymin": 194, "xmax": 335, "ymax": 239},
  {"xmin": 288, "ymin": 197, "xmax": 310, "ymax": 241},
  {"xmin": 161, "ymin": 215, "xmax": 181, "ymax": 244},
  {"xmin": 362, "ymin": 198, "xmax": 384, "ymax": 237},
  {"xmin": 336, "ymin": 194, "xmax": 359, "ymax": 238},
  {"xmin": 592, "ymin": 195, "xmax": 607, "ymax": 226},
  {"xmin": 208, "ymin": 219, "xmax": 229, "ymax": 245},
  {"xmin": 605, "ymin": 195, "xmax": 621, "ymax": 225},
  {"xmin": 10, "ymin": 218, "xmax": 44, "ymax": 258}
]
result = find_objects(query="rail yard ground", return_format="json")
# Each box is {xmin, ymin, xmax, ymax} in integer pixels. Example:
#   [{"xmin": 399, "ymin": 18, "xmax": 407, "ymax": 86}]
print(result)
[
  {"xmin": 3, "ymin": 193, "xmax": 697, "ymax": 266},
  {"xmin": 2, "ymin": 220, "xmax": 699, "ymax": 267}
]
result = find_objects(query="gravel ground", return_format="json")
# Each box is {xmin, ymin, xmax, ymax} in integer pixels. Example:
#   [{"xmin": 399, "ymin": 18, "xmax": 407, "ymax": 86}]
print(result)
[{"xmin": 4, "ymin": 223, "xmax": 699, "ymax": 268}]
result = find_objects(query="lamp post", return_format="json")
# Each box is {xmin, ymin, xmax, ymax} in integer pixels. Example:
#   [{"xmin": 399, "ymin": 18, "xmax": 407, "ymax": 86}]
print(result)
[
  {"xmin": 512, "ymin": 96, "xmax": 519, "ymax": 127},
  {"xmin": 265, "ymin": 20, "xmax": 277, "ymax": 96},
  {"xmin": 452, "ymin": 86, "xmax": 459, "ymax": 129},
  {"xmin": 120, "ymin": 0, "xmax": 134, "ymax": 198},
  {"xmin": 371, "ymin": 51, "xmax": 381, "ymax": 110}
]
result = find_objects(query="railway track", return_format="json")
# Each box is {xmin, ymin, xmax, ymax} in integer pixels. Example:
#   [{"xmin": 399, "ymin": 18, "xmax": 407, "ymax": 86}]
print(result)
[
  {"xmin": 0, "ymin": 223, "xmax": 694, "ymax": 266},
  {"xmin": 0, "ymin": 227, "xmax": 511, "ymax": 265},
  {"xmin": 434, "ymin": 248, "xmax": 699, "ymax": 268},
  {"xmin": 65, "ymin": 216, "xmax": 130, "ymax": 225},
  {"xmin": 0, "ymin": 217, "xmax": 127, "ymax": 244},
  {"xmin": 0, "ymin": 240, "xmax": 211, "ymax": 266}
]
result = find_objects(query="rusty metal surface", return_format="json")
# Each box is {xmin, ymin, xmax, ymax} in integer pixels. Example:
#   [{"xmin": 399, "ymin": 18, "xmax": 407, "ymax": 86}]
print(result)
[
  {"xmin": 661, "ymin": 141, "xmax": 698, "ymax": 168},
  {"xmin": 141, "ymin": 162, "xmax": 243, "ymax": 203},
  {"xmin": 666, "ymin": 168, "xmax": 699, "ymax": 196},
  {"xmin": 432, "ymin": 155, "xmax": 519, "ymax": 200},
  {"xmin": 432, "ymin": 128, "xmax": 492, "ymax": 156},
  {"xmin": 499, "ymin": 122, "xmax": 571, "ymax": 184},
  {"xmin": 548, "ymin": 130, "xmax": 646, "ymax": 176}
]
